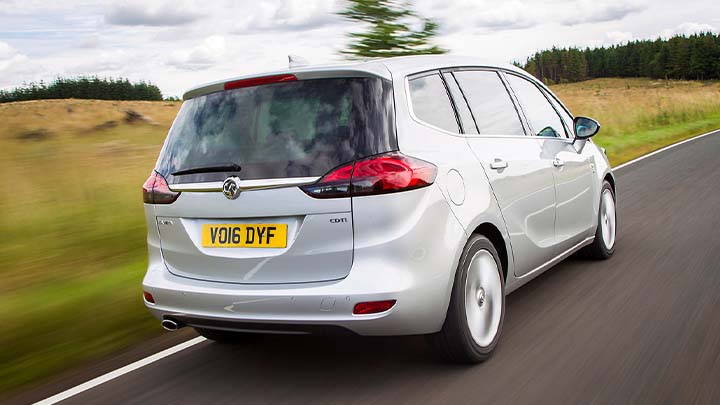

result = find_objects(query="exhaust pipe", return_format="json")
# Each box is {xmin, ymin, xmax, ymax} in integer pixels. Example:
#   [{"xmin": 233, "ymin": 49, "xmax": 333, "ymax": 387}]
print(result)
[{"xmin": 161, "ymin": 318, "xmax": 181, "ymax": 331}]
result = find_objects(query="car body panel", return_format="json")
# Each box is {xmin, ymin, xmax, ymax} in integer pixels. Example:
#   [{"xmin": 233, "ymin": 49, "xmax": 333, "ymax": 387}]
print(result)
[
  {"xmin": 466, "ymin": 136, "xmax": 557, "ymax": 277},
  {"xmin": 547, "ymin": 138, "xmax": 597, "ymax": 252}
]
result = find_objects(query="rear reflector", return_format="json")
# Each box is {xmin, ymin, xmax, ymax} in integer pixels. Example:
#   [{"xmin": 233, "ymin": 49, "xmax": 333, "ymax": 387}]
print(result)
[
  {"xmin": 143, "ymin": 291, "xmax": 155, "ymax": 304},
  {"xmin": 224, "ymin": 74, "xmax": 297, "ymax": 90},
  {"xmin": 143, "ymin": 171, "xmax": 180, "ymax": 204},
  {"xmin": 301, "ymin": 152, "xmax": 437, "ymax": 199},
  {"xmin": 353, "ymin": 300, "xmax": 396, "ymax": 315}
]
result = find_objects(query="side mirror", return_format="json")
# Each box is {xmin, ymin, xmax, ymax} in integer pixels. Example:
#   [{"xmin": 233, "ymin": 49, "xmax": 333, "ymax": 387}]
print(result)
[{"xmin": 574, "ymin": 116, "xmax": 600, "ymax": 139}]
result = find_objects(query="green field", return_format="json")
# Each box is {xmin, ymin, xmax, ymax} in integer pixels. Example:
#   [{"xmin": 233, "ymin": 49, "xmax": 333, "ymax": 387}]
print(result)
[{"xmin": 1, "ymin": 78, "xmax": 719, "ymax": 396}]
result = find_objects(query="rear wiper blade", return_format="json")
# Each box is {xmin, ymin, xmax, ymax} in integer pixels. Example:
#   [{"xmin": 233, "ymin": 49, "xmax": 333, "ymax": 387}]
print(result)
[{"xmin": 171, "ymin": 163, "xmax": 242, "ymax": 176}]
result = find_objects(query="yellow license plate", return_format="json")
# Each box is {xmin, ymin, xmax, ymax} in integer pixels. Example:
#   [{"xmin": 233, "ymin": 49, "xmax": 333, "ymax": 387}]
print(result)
[{"xmin": 201, "ymin": 224, "xmax": 287, "ymax": 248}]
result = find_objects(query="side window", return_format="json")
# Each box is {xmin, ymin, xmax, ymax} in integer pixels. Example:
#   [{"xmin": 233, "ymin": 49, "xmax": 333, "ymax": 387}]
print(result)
[
  {"xmin": 408, "ymin": 74, "xmax": 460, "ymax": 133},
  {"xmin": 505, "ymin": 74, "xmax": 566, "ymax": 138},
  {"xmin": 442, "ymin": 72, "xmax": 478, "ymax": 134},
  {"xmin": 543, "ymin": 89, "xmax": 574, "ymax": 138},
  {"xmin": 453, "ymin": 70, "xmax": 524, "ymax": 136}
]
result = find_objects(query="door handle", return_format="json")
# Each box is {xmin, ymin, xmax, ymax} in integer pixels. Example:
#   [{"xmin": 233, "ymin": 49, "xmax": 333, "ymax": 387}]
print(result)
[
  {"xmin": 490, "ymin": 159, "xmax": 508, "ymax": 170},
  {"xmin": 553, "ymin": 158, "xmax": 565, "ymax": 168}
]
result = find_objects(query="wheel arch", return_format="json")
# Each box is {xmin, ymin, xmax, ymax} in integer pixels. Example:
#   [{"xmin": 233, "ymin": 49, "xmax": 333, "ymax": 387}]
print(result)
[
  {"xmin": 604, "ymin": 171, "xmax": 616, "ymax": 194},
  {"xmin": 471, "ymin": 222, "xmax": 509, "ymax": 281}
]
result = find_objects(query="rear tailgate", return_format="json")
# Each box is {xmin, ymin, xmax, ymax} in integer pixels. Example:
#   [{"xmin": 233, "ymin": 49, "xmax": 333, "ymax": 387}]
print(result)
[
  {"xmin": 155, "ymin": 186, "xmax": 352, "ymax": 284},
  {"xmin": 150, "ymin": 75, "xmax": 395, "ymax": 284}
]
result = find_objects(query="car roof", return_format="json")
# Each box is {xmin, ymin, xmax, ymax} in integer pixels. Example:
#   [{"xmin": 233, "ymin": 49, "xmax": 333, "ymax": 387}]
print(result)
[{"xmin": 182, "ymin": 55, "xmax": 531, "ymax": 100}]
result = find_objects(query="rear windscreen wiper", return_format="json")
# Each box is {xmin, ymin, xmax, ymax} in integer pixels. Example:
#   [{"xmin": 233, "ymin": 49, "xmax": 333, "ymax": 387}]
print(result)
[{"xmin": 171, "ymin": 163, "xmax": 242, "ymax": 176}]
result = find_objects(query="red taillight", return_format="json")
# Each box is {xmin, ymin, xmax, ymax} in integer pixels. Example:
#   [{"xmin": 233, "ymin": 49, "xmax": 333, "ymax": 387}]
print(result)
[
  {"xmin": 143, "ymin": 291, "xmax": 155, "ymax": 304},
  {"xmin": 301, "ymin": 153, "xmax": 437, "ymax": 199},
  {"xmin": 224, "ymin": 74, "xmax": 297, "ymax": 90},
  {"xmin": 352, "ymin": 154, "xmax": 437, "ymax": 196},
  {"xmin": 142, "ymin": 171, "xmax": 180, "ymax": 204},
  {"xmin": 353, "ymin": 300, "xmax": 396, "ymax": 315}
]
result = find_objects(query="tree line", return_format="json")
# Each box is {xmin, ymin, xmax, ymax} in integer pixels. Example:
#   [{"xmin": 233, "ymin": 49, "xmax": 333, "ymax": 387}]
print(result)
[
  {"xmin": 0, "ymin": 76, "xmax": 163, "ymax": 103},
  {"xmin": 520, "ymin": 33, "xmax": 720, "ymax": 84}
]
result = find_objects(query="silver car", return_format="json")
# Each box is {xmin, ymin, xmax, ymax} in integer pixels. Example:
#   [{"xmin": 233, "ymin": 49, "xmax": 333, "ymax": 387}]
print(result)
[{"xmin": 142, "ymin": 55, "xmax": 616, "ymax": 362}]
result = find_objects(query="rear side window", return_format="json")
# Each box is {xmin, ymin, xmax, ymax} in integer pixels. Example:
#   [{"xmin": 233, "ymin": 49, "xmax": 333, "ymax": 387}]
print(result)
[
  {"xmin": 157, "ymin": 78, "xmax": 396, "ymax": 183},
  {"xmin": 453, "ymin": 71, "xmax": 524, "ymax": 136},
  {"xmin": 505, "ymin": 74, "xmax": 566, "ymax": 138},
  {"xmin": 408, "ymin": 74, "xmax": 460, "ymax": 133}
]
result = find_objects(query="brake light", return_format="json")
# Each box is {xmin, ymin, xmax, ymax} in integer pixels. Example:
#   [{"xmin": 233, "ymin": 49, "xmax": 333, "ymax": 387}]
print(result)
[
  {"xmin": 353, "ymin": 300, "xmax": 396, "ymax": 315},
  {"xmin": 224, "ymin": 74, "xmax": 297, "ymax": 90},
  {"xmin": 142, "ymin": 171, "xmax": 180, "ymax": 204},
  {"xmin": 301, "ymin": 153, "xmax": 437, "ymax": 198}
]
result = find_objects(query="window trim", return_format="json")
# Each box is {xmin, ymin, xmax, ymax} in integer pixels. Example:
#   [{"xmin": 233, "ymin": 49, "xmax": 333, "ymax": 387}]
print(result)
[{"xmin": 501, "ymin": 71, "xmax": 572, "ymax": 139}]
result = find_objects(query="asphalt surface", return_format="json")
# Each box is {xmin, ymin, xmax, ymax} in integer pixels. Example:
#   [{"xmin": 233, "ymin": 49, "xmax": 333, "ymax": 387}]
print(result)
[{"xmin": 26, "ymin": 132, "xmax": 720, "ymax": 404}]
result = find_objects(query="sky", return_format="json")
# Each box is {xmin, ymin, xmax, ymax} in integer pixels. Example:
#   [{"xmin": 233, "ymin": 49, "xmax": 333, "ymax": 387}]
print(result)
[{"xmin": 0, "ymin": 0, "xmax": 718, "ymax": 97}]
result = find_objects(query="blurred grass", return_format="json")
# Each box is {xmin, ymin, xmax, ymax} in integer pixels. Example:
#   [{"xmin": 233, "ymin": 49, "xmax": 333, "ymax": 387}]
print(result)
[
  {"xmin": 0, "ymin": 99, "xmax": 179, "ymax": 395},
  {"xmin": 553, "ymin": 78, "xmax": 720, "ymax": 165},
  {"xmin": 1, "ymin": 78, "xmax": 719, "ymax": 396}
]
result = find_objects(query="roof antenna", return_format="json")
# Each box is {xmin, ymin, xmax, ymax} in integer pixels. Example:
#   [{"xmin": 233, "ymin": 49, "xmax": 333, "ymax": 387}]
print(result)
[{"xmin": 288, "ymin": 55, "xmax": 309, "ymax": 69}]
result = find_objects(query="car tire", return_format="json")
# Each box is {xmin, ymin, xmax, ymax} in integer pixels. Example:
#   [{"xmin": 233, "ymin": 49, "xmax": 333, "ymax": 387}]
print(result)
[
  {"xmin": 194, "ymin": 327, "xmax": 255, "ymax": 343},
  {"xmin": 427, "ymin": 234, "xmax": 505, "ymax": 363},
  {"xmin": 581, "ymin": 180, "xmax": 616, "ymax": 260}
]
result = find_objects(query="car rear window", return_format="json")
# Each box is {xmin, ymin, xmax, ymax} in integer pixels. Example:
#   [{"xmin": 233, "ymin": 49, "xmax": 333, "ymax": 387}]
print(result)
[{"xmin": 157, "ymin": 77, "xmax": 396, "ymax": 183}]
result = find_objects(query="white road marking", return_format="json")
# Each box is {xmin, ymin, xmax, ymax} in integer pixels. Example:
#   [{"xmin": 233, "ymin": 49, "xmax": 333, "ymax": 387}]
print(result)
[
  {"xmin": 33, "ymin": 337, "xmax": 206, "ymax": 405},
  {"xmin": 612, "ymin": 128, "xmax": 719, "ymax": 171},
  {"xmin": 33, "ymin": 127, "xmax": 719, "ymax": 405}
]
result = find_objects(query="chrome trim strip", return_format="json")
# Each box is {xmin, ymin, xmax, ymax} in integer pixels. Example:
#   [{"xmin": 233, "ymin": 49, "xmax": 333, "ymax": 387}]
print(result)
[
  {"xmin": 168, "ymin": 182, "xmax": 224, "ymax": 192},
  {"xmin": 168, "ymin": 177, "xmax": 320, "ymax": 192},
  {"xmin": 516, "ymin": 236, "xmax": 595, "ymax": 280}
]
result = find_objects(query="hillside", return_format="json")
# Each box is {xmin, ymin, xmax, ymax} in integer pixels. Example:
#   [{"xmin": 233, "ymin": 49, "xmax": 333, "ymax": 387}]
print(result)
[{"xmin": 1, "ymin": 78, "xmax": 720, "ymax": 395}]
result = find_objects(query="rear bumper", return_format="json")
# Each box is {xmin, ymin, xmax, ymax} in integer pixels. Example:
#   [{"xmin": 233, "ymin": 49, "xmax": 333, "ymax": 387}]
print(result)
[
  {"xmin": 143, "ymin": 268, "xmax": 425, "ymax": 336},
  {"xmin": 143, "ymin": 250, "xmax": 457, "ymax": 336},
  {"xmin": 142, "ymin": 185, "xmax": 467, "ymax": 336}
]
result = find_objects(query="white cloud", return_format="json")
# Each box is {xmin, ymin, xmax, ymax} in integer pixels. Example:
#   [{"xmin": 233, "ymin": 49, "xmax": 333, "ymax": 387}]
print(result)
[
  {"xmin": 0, "ymin": 41, "xmax": 28, "ymax": 72},
  {"xmin": 422, "ymin": 0, "xmax": 648, "ymax": 34},
  {"xmin": 167, "ymin": 35, "xmax": 228, "ymax": 70},
  {"xmin": 0, "ymin": 41, "xmax": 40, "ymax": 88},
  {"xmin": 78, "ymin": 34, "xmax": 100, "ymax": 48},
  {"xmin": 272, "ymin": 0, "xmax": 338, "ymax": 30},
  {"xmin": 105, "ymin": 0, "xmax": 204, "ymax": 26},
  {"xmin": 472, "ymin": 1, "xmax": 538, "ymax": 30},
  {"xmin": 562, "ymin": 0, "xmax": 646, "ymax": 25},
  {"xmin": 661, "ymin": 22, "xmax": 716, "ymax": 37},
  {"xmin": 1, "ymin": 0, "xmax": 719, "ymax": 96},
  {"xmin": 606, "ymin": 30, "xmax": 633, "ymax": 44},
  {"xmin": 229, "ymin": 0, "xmax": 339, "ymax": 33},
  {"xmin": 0, "ymin": 41, "xmax": 19, "ymax": 60}
]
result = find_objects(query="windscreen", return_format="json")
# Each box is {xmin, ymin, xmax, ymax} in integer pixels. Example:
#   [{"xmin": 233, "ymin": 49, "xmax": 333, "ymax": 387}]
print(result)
[{"xmin": 157, "ymin": 77, "xmax": 396, "ymax": 184}]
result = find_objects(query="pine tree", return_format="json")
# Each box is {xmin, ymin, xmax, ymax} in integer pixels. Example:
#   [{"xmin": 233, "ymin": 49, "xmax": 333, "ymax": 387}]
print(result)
[
  {"xmin": 520, "ymin": 33, "xmax": 720, "ymax": 83},
  {"xmin": 338, "ymin": 0, "xmax": 447, "ymax": 59},
  {"xmin": 0, "ymin": 76, "xmax": 164, "ymax": 103}
]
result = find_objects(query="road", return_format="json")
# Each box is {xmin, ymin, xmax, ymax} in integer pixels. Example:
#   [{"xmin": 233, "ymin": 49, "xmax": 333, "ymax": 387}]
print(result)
[{"xmin": 27, "ymin": 132, "xmax": 720, "ymax": 404}]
